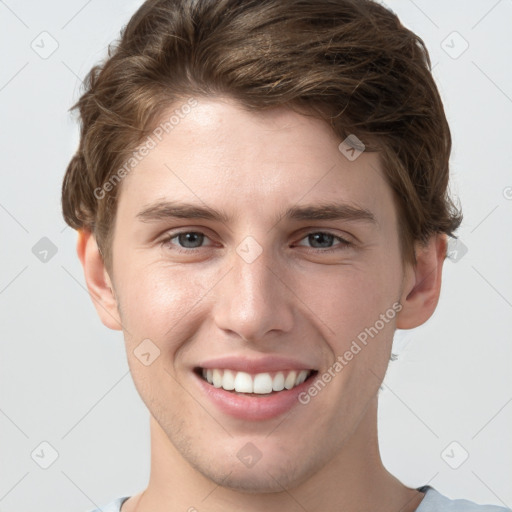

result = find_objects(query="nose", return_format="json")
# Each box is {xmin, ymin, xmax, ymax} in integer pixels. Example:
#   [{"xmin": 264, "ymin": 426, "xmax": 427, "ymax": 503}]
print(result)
[{"xmin": 213, "ymin": 243, "xmax": 294, "ymax": 343}]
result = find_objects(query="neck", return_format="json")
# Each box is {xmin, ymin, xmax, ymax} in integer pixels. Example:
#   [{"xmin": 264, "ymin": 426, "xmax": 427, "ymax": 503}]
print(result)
[{"xmin": 128, "ymin": 397, "xmax": 424, "ymax": 512}]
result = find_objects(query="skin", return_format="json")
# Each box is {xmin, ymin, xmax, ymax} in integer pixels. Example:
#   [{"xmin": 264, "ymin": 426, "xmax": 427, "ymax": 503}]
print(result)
[{"xmin": 78, "ymin": 97, "xmax": 447, "ymax": 512}]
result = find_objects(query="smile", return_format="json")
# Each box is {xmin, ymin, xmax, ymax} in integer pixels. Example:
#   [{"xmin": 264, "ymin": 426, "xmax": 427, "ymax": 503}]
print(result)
[
  {"xmin": 193, "ymin": 363, "xmax": 319, "ymax": 420},
  {"xmin": 199, "ymin": 368, "xmax": 314, "ymax": 395}
]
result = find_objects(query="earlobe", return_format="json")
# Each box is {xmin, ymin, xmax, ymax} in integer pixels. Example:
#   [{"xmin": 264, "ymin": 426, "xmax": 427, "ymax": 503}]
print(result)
[
  {"xmin": 76, "ymin": 230, "xmax": 123, "ymax": 331},
  {"xmin": 396, "ymin": 234, "xmax": 447, "ymax": 330}
]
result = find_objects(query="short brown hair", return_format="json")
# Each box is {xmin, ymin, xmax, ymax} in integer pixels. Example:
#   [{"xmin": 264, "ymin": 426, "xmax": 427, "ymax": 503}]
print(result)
[{"xmin": 61, "ymin": 0, "xmax": 462, "ymax": 270}]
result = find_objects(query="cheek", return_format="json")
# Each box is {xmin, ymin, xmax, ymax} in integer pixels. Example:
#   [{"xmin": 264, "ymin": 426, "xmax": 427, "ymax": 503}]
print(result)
[
  {"xmin": 115, "ymin": 260, "xmax": 219, "ymax": 347},
  {"xmin": 302, "ymin": 258, "xmax": 402, "ymax": 343},
  {"xmin": 114, "ymin": 263, "xmax": 219, "ymax": 408}
]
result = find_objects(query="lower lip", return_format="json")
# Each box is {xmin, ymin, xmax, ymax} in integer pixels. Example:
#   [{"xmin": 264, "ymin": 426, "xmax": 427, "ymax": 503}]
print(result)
[{"xmin": 194, "ymin": 372, "xmax": 314, "ymax": 421}]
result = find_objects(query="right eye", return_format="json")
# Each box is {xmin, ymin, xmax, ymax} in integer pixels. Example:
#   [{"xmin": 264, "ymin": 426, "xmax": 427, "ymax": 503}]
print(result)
[{"xmin": 161, "ymin": 231, "xmax": 215, "ymax": 252}]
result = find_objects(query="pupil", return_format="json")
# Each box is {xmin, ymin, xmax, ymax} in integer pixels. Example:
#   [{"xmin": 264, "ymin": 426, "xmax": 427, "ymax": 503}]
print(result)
[
  {"xmin": 309, "ymin": 233, "xmax": 333, "ymax": 248},
  {"xmin": 179, "ymin": 232, "xmax": 203, "ymax": 248}
]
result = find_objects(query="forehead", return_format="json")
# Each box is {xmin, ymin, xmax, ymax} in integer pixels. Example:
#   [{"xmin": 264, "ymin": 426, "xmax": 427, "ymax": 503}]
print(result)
[{"xmin": 117, "ymin": 97, "xmax": 393, "ymax": 225}]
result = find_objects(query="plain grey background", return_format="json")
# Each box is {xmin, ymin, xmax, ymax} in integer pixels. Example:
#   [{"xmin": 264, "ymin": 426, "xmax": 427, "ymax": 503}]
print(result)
[{"xmin": 0, "ymin": 1, "xmax": 511, "ymax": 511}]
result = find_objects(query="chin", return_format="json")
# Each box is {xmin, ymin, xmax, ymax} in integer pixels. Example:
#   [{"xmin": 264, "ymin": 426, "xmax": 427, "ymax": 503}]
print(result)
[
  {"xmin": 186, "ymin": 442, "xmax": 318, "ymax": 495},
  {"xmin": 199, "ymin": 462, "xmax": 303, "ymax": 494}
]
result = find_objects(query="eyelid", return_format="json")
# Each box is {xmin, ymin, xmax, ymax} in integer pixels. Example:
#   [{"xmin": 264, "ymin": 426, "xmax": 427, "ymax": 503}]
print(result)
[{"xmin": 293, "ymin": 226, "xmax": 355, "ymax": 244}]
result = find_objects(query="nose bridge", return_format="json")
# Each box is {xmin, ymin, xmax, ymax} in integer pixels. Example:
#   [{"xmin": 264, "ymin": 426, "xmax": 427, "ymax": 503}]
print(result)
[
  {"xmin": 235, "ymin": 246, "xmax": 273, "ymax": 308},
  {"xmin": 214, "ymin": 239, "xmax": 293, "ymax": 341}
]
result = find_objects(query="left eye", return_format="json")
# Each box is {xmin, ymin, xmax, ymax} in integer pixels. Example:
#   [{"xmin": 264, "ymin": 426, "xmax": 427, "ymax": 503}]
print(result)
[{"xmin": 296, "ymin": 232, "xmax": 350, "ymax": 250}]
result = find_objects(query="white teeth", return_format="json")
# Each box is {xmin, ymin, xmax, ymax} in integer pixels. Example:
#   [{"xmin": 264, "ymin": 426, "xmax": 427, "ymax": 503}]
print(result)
[
  {"xmin": 284, "ymin": 371, "xmax": 297, "ymax": 390},
  {"xmin": 234, "ymin": 371, "xmax": 253, "ymax": 393},
  {"xmin": 201, "ymin": 368, "xmax": 312, "ymax": 393},
  {"xmin": 272, "ymin": 372, "xmax": 285, "ymax": 391},
  {"xmin": 212, "ymin": 369, "xmax": 223, "ymax": 388},
  {"xmin": 253, "ymin": 373, "xmax": 273, "ymax": 394},
  {"xmin": 295, "ymin": 370, "xmax": 309, "ymax": 386},
  {"xmin": 222, "ymin": 369, "xmax": 235, "ymax": 391}
]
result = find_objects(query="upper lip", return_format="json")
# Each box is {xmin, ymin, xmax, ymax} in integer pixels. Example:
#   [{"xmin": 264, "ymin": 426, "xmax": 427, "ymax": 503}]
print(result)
[{"xmin": 196, "ymin": 355, "xmax": 317, "ymax": 374}]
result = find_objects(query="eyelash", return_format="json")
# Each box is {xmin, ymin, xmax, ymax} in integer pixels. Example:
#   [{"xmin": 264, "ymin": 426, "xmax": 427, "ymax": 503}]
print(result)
[{"xmin": 160, "ymin": 230, "xmax": 353, "ymax": 254}]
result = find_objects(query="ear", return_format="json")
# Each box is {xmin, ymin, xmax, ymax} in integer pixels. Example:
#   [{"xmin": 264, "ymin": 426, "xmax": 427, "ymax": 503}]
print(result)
[
  {"xmin": 76, "ymin": 230, "xmax": 123, "ymax": 331},
  {"xmin": 396, "ymin": 234, "xmax": 447, "ymax": 329}
]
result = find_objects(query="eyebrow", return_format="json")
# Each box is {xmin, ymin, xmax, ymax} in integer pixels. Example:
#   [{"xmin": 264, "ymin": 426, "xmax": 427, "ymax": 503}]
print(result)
[{"xmin": 136, "ymin": 200, "xmax": 377, "ymax": 225}]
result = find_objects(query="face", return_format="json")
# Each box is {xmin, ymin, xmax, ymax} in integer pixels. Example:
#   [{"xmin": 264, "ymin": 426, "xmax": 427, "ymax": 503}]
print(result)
[{"xmin": 103, "ymin": 97, "xmax": 411, "ymax": 491}]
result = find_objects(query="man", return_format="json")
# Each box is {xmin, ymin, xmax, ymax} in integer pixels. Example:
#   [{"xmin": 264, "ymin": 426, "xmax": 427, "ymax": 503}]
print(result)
[{"xmin": 61, "ymin": 0, "xmax": 509, "ymax": 510}]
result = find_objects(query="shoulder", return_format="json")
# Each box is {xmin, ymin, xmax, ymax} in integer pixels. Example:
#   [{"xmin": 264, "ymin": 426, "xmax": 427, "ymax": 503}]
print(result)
[
  {"xmin": 416, "ymin": 486, "xmax": 511, "ymax": 512},
  {"xmin": 85, "ymin": 497, "xmax": 130, "ymax": 512}
]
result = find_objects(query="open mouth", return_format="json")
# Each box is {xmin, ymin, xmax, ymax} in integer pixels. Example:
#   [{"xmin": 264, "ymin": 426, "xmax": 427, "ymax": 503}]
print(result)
[{"xmin": 195, "ymin": 367, "xmax": 318, "ymax": 396}]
